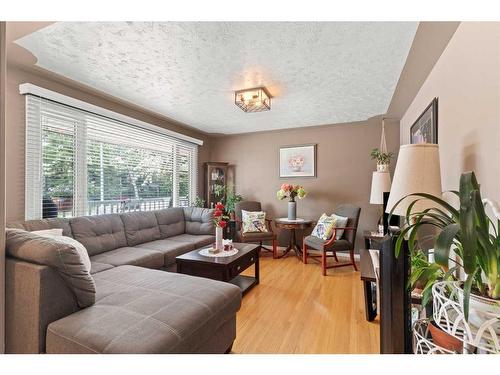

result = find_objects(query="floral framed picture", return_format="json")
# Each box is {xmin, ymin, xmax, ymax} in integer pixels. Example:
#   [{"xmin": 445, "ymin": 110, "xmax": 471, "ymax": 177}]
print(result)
[{"xmin": 279, "ymin": 144, "xmax": 317, "ymax": 178}]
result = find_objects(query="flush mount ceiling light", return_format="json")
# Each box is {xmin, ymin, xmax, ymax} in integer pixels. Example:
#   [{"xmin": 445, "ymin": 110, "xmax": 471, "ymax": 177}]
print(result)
[{"xmin": 234, "ymin": 87, "xmax": 271, "ymax": 113}]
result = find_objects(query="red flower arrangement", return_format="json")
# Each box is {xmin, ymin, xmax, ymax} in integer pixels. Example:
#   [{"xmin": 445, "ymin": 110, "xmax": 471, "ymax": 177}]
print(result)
[{"xmin": 213, "ymin": 202, "xmax": 229, "ymax": 228}]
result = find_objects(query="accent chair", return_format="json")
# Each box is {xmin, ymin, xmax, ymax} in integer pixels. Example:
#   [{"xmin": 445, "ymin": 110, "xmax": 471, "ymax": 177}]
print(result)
[
  {"xmin": 302, "ymin": 204, "xmax": 361, "ymax": 276},
  {"xmin": 234, "ymin": 201, "xmax": 277, "ymax": 258}
]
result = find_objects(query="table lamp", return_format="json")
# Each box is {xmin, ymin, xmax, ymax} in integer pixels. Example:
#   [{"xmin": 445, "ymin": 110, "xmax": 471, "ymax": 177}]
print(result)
[
  {"xmin": 370, "ymin": 171, "xmax": 392, "ymax": 233},
  {"xmin": 385, "ymin": 144, "xmax": 442, "ymax": 218}
]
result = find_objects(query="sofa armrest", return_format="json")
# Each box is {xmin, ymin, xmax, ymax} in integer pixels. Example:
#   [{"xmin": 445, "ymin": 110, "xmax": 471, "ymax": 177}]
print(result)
[{"xmin": 5, "ymin": 258, "xmax": 79, "ymax": 353}]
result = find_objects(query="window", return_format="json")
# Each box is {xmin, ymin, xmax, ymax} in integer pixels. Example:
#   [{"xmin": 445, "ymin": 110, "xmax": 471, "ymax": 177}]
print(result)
[{"xmin": 25, "ymin": 94, "xmax": 198, "ymax": 220}]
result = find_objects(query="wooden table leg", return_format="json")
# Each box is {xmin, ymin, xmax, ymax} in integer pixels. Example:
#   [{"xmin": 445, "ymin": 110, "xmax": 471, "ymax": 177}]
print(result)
[
  {"xmin": 255, "ymin": 251, "xmax": 260, "ymax": 285},
  {"xmin": 363, "ymin": 280, "xmax": 377, "ymax": 321},
  {"xmin": 291, "ymin": 229, "xmax": 303, "ymax": 259}
]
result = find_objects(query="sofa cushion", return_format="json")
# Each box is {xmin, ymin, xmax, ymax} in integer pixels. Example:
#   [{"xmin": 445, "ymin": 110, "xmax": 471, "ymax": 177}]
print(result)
[
  {"xmin": 46, "ymin": 265, "xmax": 242, "ymax": 353},
  {"xmin": 183, "ymin": 207, "xmax": 214, "ymax": 235},
  {"xmin": 70, "ymin": 214, "xmax": 127, "ymax": 256},
  {"xmin": 120, "ymin": 211, "xmax": 161, "ymax": 246},
  {"xmin": 168, "ymin": 234, "xmax": 215, "ymax": 249},
  {"xmin": 155, "ymin": 208, "xmax": 185, "ymax": 238},
  {"xmin": 135, "ymin": 239, "xmax": 195, "ymax": 266},
  {"xmin": 32, "ymin": 230, "xmax": 92, "ymax": 274},
  {"xmin": 90, "ymin": 247, "xmax": 164, "ymax": 269},
  {"xmin": 90, "ymin": 262, "xmax": 115, "ymax": 275},
  {"xmin": 7, "ymin": 218, "xmax": 73, "ymax": 237},
  {"xmin": 5, "ymin": 229, "xmax": 96, "ymax": 308}
]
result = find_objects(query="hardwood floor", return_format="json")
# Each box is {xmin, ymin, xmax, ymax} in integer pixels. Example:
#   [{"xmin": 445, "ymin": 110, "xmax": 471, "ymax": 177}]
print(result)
[{"xmin": 233, "ymin": 253, "xmax": 380, "ymax": 354}]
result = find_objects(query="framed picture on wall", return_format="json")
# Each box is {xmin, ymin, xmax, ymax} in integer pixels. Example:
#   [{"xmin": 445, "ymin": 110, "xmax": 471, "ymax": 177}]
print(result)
[
  {"xmin": 279, "ymin": 144, "xmax": 317, "ymax": 178},
  {"xmin": 410, "ymin": 98, "xmax": 438, "ymax": 144}
]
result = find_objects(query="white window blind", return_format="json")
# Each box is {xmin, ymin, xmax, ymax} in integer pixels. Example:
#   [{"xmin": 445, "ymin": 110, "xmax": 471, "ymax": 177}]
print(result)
[{"xmin": 25, "ymin": 94, "xmax": 198, "ymax": 220}]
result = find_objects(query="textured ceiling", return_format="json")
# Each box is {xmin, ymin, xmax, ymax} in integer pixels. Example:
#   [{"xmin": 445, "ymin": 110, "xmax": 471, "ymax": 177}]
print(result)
[{"xmin": 15, "ymin": 22, "xmax": 417, "ymax": 134}]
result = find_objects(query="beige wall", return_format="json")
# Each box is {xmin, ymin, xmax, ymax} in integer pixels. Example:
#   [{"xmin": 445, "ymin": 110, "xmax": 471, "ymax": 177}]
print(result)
[
  {"xmin": 400, "ymin": 22, "xmax": 500, "ymax": 207},
  {"xmin": 5, "ymin": 65, "xmax": 212, "ymax": 222},
  {"xmin": 210, "ymin": 118, "xmax": 400, "ymax": 248}
]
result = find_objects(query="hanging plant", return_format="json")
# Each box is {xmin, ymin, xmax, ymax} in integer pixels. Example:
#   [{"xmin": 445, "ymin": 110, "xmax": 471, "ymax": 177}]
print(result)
[{"xmin": 371, "ymin": 148, "xmax": 394, "ymax": 169}]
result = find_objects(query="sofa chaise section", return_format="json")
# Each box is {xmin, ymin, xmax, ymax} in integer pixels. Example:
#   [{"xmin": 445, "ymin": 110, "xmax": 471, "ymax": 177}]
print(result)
[{"xmin": 46, "ymin": 266, "xmax": 242, "ymax": 354}]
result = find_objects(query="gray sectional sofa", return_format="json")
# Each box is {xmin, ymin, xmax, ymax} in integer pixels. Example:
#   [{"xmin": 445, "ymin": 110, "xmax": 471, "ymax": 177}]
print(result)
[{"xmin": 5, "ymin": 207, "xmax": 242, "ymax": 354}]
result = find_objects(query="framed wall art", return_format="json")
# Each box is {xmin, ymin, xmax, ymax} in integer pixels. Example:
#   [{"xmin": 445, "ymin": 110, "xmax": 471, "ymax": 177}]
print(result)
[
  {"xmin": 279, "ymin": 144, "xmax": 317, "ymax": 178},
  {"xmin": 410, "ymin": 98, "xmax": 438, "ymax": 144}
]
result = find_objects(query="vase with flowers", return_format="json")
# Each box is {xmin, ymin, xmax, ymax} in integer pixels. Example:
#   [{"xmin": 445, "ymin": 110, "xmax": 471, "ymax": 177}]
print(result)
[
  {"xmin": 213, "ymin": 202, "xmax": 229, "ymax": 252},
  {"xmin": 276, "ymin": 184, "xmax": 307, "ymax": 220}
]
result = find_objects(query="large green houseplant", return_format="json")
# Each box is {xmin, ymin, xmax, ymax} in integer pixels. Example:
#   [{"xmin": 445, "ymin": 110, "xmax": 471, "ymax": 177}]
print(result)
[{"xmin": 391, "ymin": 171, "xmax": 500, "ymax": 321}]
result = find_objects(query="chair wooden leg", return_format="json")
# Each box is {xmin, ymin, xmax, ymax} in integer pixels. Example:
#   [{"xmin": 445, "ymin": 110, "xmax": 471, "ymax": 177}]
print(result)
[
  {"xmin": 322, "ymin": 250, "xmax": 327, "ymax": 276},
  {"xmin": 273, "ymin": 239, "xmax": 277, "ymax": 259},
  {"xmin": 333, "ymin": 250, "xmax": 339, "ymax": 263},
  {"xmin": 302, "ymin": 243, "xmax": 307, "ymax": 264},
  {"xmin": 350, "ymin": 247, "xmax": 358, "ymax": 271}
]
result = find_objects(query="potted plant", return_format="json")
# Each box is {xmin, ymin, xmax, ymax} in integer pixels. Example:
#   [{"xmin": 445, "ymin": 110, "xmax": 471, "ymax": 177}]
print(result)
[
  {"xmin": 192, "ymin": 196, "xmax": 205, "ymax": 208},
  {"xmin": 276, "ymin": 184, "xmax": 307, "ymax": 220},
  {"xmin": 371, "ymin": 148, "xmax": 394, "ymax": 172},
  {"xmin": 225, "ymin": 185, "xmax": 243, "ymax": 220},
  {"xmin": 391, "ymin": 171, "xmax": 500, "ymax": 343}
]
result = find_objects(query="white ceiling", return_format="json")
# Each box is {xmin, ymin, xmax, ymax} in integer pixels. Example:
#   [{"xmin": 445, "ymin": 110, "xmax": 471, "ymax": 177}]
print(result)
[{"xmin": 16, "ymin": 22, "xmax": 417, "ymax": 134}]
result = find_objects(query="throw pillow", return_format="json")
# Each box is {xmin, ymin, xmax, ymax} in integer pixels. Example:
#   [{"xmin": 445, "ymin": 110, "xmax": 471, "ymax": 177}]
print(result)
[
  {"xmin": 311, "ymin": 213, "xmax": 337, "ymax": 240},
  {"xmin": 241, "ymin": 210, "xmax": 268, "ymax": 233},
  {"xmin": 32, "ymin": 228, "xmax": 64, "ymax": 236},
  {"xmin": 331, "ymin": 213, "xmax": 349, "ymax": 240},
  {"xmin": 311, "ymin": 213, "xmax": 350, "ymax": 241},
  {"xmin": 5, "ymin": 228, "xmax": 96, "ymax": 308}
]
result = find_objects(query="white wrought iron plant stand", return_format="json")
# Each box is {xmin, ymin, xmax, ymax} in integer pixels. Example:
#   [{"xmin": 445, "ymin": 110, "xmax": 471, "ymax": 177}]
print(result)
[{"xmin": 413, "ymin": 281, "xmax": 500, "ymax": 354}]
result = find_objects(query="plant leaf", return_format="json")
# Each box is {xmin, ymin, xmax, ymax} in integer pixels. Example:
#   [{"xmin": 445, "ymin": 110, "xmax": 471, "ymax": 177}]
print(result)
[
  {"xmin": 463, "ymin": 269, "xmax": 478, "ymax": 321},
  {"xmin": 459, "ymin": 173, "xmax": 478, "ymax": 274},
  {"xmin": 434, "ymin": 223, "xmax": 460, "ymax": 268}
]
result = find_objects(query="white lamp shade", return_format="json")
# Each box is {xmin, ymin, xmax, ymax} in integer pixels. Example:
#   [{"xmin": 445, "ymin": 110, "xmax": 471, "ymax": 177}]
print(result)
[
  {"xmin": 385, "ymin": 144, "xmax": 442, "ymax": 216},
  {"xmin": 370, "ymin": 171, "xmax": 392, "ymax": 204}
]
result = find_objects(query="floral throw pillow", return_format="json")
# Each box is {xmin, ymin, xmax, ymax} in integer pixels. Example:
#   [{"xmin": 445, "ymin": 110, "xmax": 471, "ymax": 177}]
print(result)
[
  {"xmin": 311, "ymin": 213, "xmax": 337, "ymax": 240},
  {"xmin": 311, "ymin": 213, "xmax": 349, "ymax": 241},
  {"xmin": 241, "ymin": 210, "xmax": 268, "ymax": 233}
]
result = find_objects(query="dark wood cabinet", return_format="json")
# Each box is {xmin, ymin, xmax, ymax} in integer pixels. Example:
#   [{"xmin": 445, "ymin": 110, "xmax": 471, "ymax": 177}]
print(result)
[
  {"xmin": 204, "ymin": 162, "xmax": 229, "ymax": 208},
  {"xmin": 379, "ymin": 233, "xmax": 412, "ymax": 353}
]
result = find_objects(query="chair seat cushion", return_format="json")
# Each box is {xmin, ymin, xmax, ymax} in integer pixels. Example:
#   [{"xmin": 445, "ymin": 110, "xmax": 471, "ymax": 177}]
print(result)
[
  {"xmin": 135, "ymin": 239, "xmax": 195, "ymax": 266},
  {"xmin": 168, "ymin": 234, "xmax": 215, "ymax": 249},
  {"xmin": 90, "ymin": 247, "xmax": 164, "ymax": 269},
  {"xmin": 46, "ymin": 265, "xmax": 242, "ymax": 353},
  {"xmin": 304, "ymin": 235, "xmax": 351, "ymax": 251},
  {"xmin": 238, "ymin": 231, "xmax": 275, "ymax": 242}
]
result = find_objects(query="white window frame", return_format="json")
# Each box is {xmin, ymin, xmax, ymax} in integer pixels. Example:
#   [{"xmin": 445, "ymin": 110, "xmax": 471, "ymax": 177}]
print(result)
[{"xmin": 22, "ymin": 83, "xmax": 202, "ymax": 220}]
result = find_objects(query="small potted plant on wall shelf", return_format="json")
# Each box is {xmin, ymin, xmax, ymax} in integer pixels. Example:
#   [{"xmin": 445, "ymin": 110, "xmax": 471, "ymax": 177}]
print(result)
[{"xmin": 371, "ymin": 148, "xmax": 394, "ymax": 172}]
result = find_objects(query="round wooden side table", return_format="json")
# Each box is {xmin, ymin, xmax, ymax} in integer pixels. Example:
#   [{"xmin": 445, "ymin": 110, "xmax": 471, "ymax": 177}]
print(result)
[{"xmin": 274, "ymin": 218, "xmax": 313, "ymax": 259}]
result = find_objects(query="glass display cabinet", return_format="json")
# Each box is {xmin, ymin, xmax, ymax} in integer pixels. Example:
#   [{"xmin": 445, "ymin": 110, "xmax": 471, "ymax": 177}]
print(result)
[{"xmin": 204, "ymin": 162, "xmax": 229, "ymax": 208}]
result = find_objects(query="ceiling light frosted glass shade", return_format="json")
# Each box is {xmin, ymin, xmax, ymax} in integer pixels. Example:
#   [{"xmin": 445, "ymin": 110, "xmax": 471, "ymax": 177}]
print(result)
[
  {"xmin": 386, "ymin": 144, "xmax": 442, "ymax": 216},
  {"xmin": 370, "ymin": 171, "xmax": 392, "ymax": 204},
  {"xmin": 235, "ymin": 87, "xmax": 271, "ymax": 113}
]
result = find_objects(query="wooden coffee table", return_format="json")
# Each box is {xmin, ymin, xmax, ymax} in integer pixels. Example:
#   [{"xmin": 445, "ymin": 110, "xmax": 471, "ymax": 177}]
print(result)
[{"xmin": 175, "ymin": 243, "xmax": 259, "ymax": 296}]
